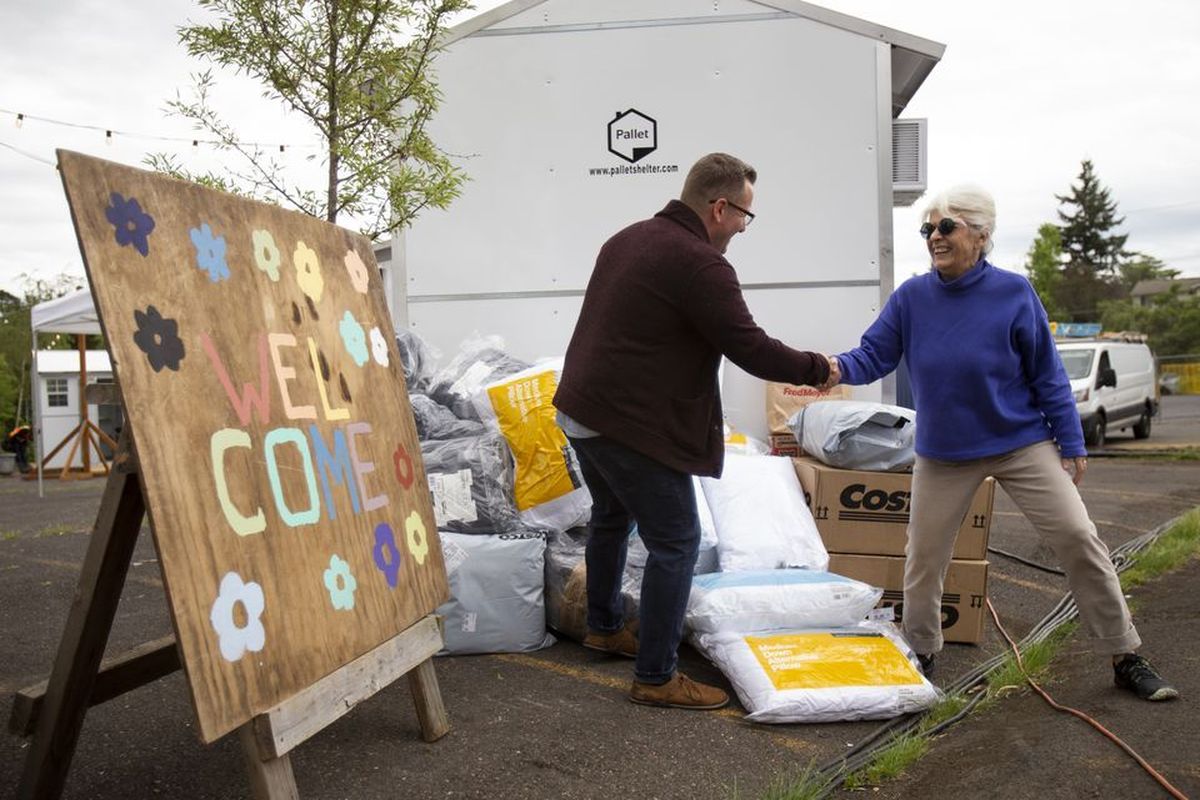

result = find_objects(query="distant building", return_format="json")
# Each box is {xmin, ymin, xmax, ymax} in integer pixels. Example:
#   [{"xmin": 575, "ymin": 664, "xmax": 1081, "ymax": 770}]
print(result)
[
  {"xmin": 35, "ymin": 349, "xmax": 120, "ymax": 470},
  {"xmin": 1130, "ymin": 277, "xmax": 1200, "ymax": 307}
]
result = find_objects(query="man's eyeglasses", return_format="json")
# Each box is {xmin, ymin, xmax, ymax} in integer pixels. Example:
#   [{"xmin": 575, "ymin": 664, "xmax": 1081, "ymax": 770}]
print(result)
[
  {"xmin": 919, "ymin": 217, "xmax": 965, "ymax": 239},
  {"xmin": 710, "ymin": 198, "xmax": 755, "ymax": 226}
]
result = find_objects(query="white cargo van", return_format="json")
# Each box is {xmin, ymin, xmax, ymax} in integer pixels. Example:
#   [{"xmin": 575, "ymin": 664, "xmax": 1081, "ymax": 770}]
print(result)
[{"xmin": 1056, "ymin": 341, "xmax": 1158, "ymax": 447}]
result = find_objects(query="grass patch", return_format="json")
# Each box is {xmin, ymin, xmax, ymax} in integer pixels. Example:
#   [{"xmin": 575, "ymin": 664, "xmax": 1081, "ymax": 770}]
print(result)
[
  {"xmin": 985, "ymin": 622, "xmax": 1078, "ymax": 700},
  {"xmin": 34, "ymin": 524, "xmax": 75, "ymax": 538},
  {"xmin": 726, "ymin": 761, "xmax": 825, "ymax": 800},
  {"xmin": 1120, "ymin": 509, "xmax": 1200, "ymax": 590},
  {"xmin": 1, "ymin": 530, "xmax": 18, "ymax": 541},
  {"xmin": 843, "ymin": 732, "xmax": 928, "ymax": 789},
  {"xmin": 916, "ymin": 692, "xmax": 969, "ymax": 734},
  {"xmin": 1108, "ymin": 449, "xmax": 1200, "ymax": 462}
]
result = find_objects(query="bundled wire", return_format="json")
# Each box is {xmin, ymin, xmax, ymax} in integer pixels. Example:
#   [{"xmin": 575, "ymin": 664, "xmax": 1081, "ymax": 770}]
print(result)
[{"xmin": 805, "ymin": 520, "xmax": 1177, "ymax": 797}]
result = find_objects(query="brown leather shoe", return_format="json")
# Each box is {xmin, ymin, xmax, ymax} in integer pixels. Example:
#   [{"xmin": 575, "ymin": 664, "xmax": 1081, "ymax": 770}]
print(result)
[
  {"xmin": 629, "ymin": 673, "xmax": 729, "ymax": 710},
  {"xmin": 582, "ymin": 626, "xmax": 638, "ymax": 658}
]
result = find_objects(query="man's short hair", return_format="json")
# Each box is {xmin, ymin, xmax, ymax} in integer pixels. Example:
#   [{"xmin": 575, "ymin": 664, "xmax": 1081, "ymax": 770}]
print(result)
[{"xmin": 680, "ymin": 153, "xmax": 757, "ymax": 211}]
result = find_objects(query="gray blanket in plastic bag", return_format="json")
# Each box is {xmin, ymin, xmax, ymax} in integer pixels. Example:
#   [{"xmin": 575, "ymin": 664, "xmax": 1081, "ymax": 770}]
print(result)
[
  {"xmin": 544, "ymin": 527, "xmax": 643, "ymax": 642},
  {"xmin": 410, "ymin": 394, "xmax": 486, "ymax": 441},
  {"xmin": 788, "ymin": 400, "xmax": 916, "ymax": 471},
  {"xmin": 543, "ymin": 526, "xmax": 718, "ymax": 643},
  {"xmin": 428, "ymin": 345, "xmax": 531, "ymax": 421},
  {"xmin": 420, "ymin": 434, "xmax": 521, "ymax": 533},
  {"xmin": 436, "ymin": 531, "xmax": 557, "ymax": 655}
]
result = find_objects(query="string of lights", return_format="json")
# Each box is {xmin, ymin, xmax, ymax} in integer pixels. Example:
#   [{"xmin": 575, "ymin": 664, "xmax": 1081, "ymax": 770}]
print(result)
[
  {"xmin": 1, "ymin": 107, "xmax": 316, "ymax": 152},
  {"xmin": 0, "ymin": 140, "xmax": 57, "ymax": 167}
]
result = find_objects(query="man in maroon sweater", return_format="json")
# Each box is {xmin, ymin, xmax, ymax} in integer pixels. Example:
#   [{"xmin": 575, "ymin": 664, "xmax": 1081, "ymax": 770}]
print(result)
[{"xmin": 553, "ymin": 153, "xmax": 833, "ymax": 709}]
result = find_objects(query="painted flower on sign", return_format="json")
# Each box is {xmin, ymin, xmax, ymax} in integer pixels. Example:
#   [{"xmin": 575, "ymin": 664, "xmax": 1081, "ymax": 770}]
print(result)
[
  {"xmin": 344, "ymin": 249, "xmax": 370, "ymax": 294},
  {"xmin": 339, "ymin": 311, "xmax": 369, "ymax": 367},
  {"xmin": 294, "ymin": 241, "xmax": 324, "ymax": 302},
  {"xmin": 405, "ymin": 511, "xmax": 430, "ymax": 566},
  {"xmin": 132, "ymin": 305, "xmax": 185, "ymax": 372},
  {"xmin": 104, "ymin": 192, "xmax": 156, "ymax": 257},
  {"xmin": 323, "ymin": 554, "xmax": 357, "ymax": 611},
  {"xmin": 392, "ymin": 443, "xmax": 414, "ymax": 489},
  {"xmin": 209, "ymin": 571, "xmax": 266, "ymax": 662},
  {"xmin": 190, "ymin": 222, "xmax": 230, "ymax": 282},
  {"xmin": 373, "ymin": 522, "xmax": 402, "ymax": 588},
  {"xmin": 252, "ymin": 229, "xmax": 281, "ymax": 281},
  {"xmin": 369, "ymin": 327, "xmax": 389, "ymax": 367}
]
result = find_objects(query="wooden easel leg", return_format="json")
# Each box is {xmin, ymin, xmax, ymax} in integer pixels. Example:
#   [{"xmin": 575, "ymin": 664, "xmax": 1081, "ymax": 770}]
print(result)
[
  {"xmin": 17, "ymin": 432, "xmax": 144, "ymax": 800},
  {"xmin": 239, "ymin": 724, "xmax": 299, "ymax": 800},
  {"xmin": 407, "ymin": 657, "xmax": 450, "ymax": 742}
]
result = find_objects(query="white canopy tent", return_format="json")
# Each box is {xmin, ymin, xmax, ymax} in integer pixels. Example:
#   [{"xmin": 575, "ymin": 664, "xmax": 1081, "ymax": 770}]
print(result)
[
  {"xmin": 30, "ymin": 289, "xmax": 102, "ymax": 336},
  {"xmin": 29, "ymin": 288, "xmax": 110, "ymax": 495}
]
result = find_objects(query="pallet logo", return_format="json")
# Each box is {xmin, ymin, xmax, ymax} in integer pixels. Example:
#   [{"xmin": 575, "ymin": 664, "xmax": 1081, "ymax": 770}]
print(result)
[{"xmin": 608, "ymin": 108, "xmax": 657, "ymax": 163}]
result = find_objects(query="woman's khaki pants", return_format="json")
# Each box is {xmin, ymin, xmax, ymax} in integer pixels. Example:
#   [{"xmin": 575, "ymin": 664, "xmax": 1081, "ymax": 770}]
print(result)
[{"xmin": 904, "ymin": 440, "xmax": 1140, "ymax": 656}]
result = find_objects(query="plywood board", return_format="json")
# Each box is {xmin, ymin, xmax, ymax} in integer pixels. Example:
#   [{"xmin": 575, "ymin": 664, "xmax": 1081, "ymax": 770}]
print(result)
[{"xmin": 57, "ymin": 151, "xmax": 448, "ymax": 743}]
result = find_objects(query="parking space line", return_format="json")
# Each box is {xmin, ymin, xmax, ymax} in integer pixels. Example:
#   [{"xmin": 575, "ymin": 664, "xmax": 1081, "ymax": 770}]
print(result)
[
  {"xmin": 990, "ymin": 571, "xmax": 1062, "ymax": 595},
  {"xmin": 1090, "ymin": 519, "xmax": 1151, "ymax": 534},
  {"xmin": 492, "ymin": 653, "xmax": 817, "ymax": 754},
  {"xmin": 2, "ymin": 551, "xmax": 163, "ymax": 589},
  {"xmin": 1079, "ymin": 487, "xmax": 1200, "ymax": 506}
]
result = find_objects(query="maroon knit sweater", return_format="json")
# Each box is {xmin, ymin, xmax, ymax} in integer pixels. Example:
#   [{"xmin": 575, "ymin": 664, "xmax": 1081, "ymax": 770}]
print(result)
[{"xmin": 554, "ymin": 200, "xmax": 830, "ymax": 477}]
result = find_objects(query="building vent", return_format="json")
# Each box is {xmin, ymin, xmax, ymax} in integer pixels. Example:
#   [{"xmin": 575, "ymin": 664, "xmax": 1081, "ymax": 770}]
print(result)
[{"xmin": 892, "ymin": 118, "xmax": 927, "ymax": 207}]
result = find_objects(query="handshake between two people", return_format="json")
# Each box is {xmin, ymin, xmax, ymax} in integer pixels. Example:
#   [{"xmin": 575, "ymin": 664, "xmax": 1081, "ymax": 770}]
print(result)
[{"xmin": 815, "ymin": 354, "xmax": 841, "ymax": 391}]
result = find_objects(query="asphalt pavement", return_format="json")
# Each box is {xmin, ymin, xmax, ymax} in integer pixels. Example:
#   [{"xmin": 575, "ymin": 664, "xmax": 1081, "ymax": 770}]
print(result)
[{"xmin": 1, "ymin": 396, "xmax": 1198, "ymax": 800}]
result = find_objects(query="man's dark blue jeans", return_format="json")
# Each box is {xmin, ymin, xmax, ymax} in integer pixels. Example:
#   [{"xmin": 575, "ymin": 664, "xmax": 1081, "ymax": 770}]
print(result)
[{"xmin": 567, "ymin": 435, "xmax": 700, "ymax": 685}]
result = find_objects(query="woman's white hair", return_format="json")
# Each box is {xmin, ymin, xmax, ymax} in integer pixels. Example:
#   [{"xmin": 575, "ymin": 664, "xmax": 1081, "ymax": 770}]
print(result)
[{"xmin": 923, "ymin": 184, "xmax": 996, "ymax": 255}]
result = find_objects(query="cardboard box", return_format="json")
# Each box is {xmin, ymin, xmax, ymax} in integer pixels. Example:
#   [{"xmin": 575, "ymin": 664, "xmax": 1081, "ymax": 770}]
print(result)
[
  {"xmin": 828, "ymin": 553, "xmax": 988, "ymax": 644},
  {"xmin": 768, "ymin": 432, "xmax": 802, "ymax": 458},
  {"xmin": 765, "ymin": 381, "xmax": 852, "ymax": 435},
  {"xmin": 791, "ymin": 457, "xmax": 994, "ymax": 560}
]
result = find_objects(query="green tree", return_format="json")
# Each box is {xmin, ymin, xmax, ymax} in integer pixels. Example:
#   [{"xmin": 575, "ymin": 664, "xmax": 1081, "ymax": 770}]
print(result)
[
  {"xmin": 1023, "ymin": 223, "xmax": 1067, "ymax": 320},
  {"xmin": 147, "ymin": 0, "xmax": 472, "ymax": 239},
  {"xmin": 1116, "ymin": 254, "xmax": 1179, "ymax": 297},
  {"xmin": 1052, "ymin": 160, "xmax": 1130, "ymax": 320},
  {"xmin": 1099, "ymin": 292, "xmax": 1200, "ymax": 357},
  {"xmin": 1056, "ymin": 159, "xmax": 1129, "ymax": 279},
  {"xmin": 0, "ymin": 274, "xmax": 85, "ymax": 431}
]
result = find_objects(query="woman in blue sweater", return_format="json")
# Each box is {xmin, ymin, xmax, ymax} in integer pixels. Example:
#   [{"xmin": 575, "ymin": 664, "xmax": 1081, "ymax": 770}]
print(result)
[{"xmin": 832, "ymin": 185, "xmax": 1176, "ymax": 701}]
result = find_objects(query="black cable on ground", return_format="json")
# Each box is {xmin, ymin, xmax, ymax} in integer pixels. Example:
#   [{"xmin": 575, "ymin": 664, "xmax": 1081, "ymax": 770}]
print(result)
[
  {"xmin": 808, "ymin": 519, "xmax": 1179, "ymax": 798},
  {"xmin": 987, "ymin": 545, "xmax": 1066, "ymax": 575}
]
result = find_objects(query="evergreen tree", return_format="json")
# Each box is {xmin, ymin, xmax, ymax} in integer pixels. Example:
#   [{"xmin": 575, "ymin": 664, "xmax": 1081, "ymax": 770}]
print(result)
[
  {"xmin": 1053, "ymin": 160, "xmax": 1130, "ymax": 320},
  {"xmin": 1023, "ymin": 223, "xmax": 1067, "ymax": 320},
  {"xmin": 1055, "ymin": 159, "xmax": 1129, "ymax": 278}
]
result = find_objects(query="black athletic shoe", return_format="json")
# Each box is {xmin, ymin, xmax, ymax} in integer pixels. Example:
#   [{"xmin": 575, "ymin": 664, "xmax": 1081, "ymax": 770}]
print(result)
[
  {"xmin": 1114, "ymin": 654, "xmax": 1179, "ymax": 701},
  {"xmin": 916, "ymin": 653, "xmax": 935, "ymax": 677}
]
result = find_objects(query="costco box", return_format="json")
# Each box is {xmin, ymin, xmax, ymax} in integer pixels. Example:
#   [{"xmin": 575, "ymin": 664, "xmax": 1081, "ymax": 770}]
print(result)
[
  {"xmin": 828, "ymin": 553, "xmax": 988, "ymax": 644},
  {"xmin": 791, "ymin": 457, "xmax": 994, "ymax": 560}
]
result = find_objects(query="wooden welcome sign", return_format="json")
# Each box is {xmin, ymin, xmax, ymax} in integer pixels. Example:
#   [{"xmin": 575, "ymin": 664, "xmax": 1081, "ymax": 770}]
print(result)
[{"xmin": 56, "ymin": 150, "xmax": 448, "ymax": 744}]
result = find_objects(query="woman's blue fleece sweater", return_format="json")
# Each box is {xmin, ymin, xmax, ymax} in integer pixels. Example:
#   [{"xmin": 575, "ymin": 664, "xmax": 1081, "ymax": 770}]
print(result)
[{"xmin": 836, "ymin": 259, "xmax": 1086, "ymax": 461}]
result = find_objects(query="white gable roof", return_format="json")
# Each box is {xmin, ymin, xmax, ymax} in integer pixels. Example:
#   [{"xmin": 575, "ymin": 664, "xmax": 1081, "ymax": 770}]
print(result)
[
  {"xmin": 36, "ymin": 349, "xmax": 112, "ymax": 375},
  {"xmin": 444, "ymin": 0, "xmax": 944, "ymax": 117}
]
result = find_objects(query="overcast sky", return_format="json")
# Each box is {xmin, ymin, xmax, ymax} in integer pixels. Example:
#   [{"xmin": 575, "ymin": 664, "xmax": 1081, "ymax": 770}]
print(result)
[{"xmin": 2, "ymin": 0, "xmax": 1198, "ymax": 299}]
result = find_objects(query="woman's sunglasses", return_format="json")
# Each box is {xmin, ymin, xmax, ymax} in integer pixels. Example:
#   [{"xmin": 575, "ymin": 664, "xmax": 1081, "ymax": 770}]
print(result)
[{"xmin": 919, "ymin": 218, "xmax": 963, "ymax": 239}]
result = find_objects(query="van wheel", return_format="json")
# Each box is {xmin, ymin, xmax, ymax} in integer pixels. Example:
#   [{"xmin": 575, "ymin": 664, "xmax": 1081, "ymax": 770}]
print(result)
[
  {"xmin": 1133, "ymin": 408, "xmax": 1152, "ymax": 439},
  {"xmin": 1085, "ymin": 416, "xmax": 1107, "ymax": 448}
]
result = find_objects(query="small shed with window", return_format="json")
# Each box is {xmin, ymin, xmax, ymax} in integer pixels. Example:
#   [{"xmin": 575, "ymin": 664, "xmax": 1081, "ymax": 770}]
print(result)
[{"xmin": 34, "ymin": 349, "xmax": 119, "ymax": 470}]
